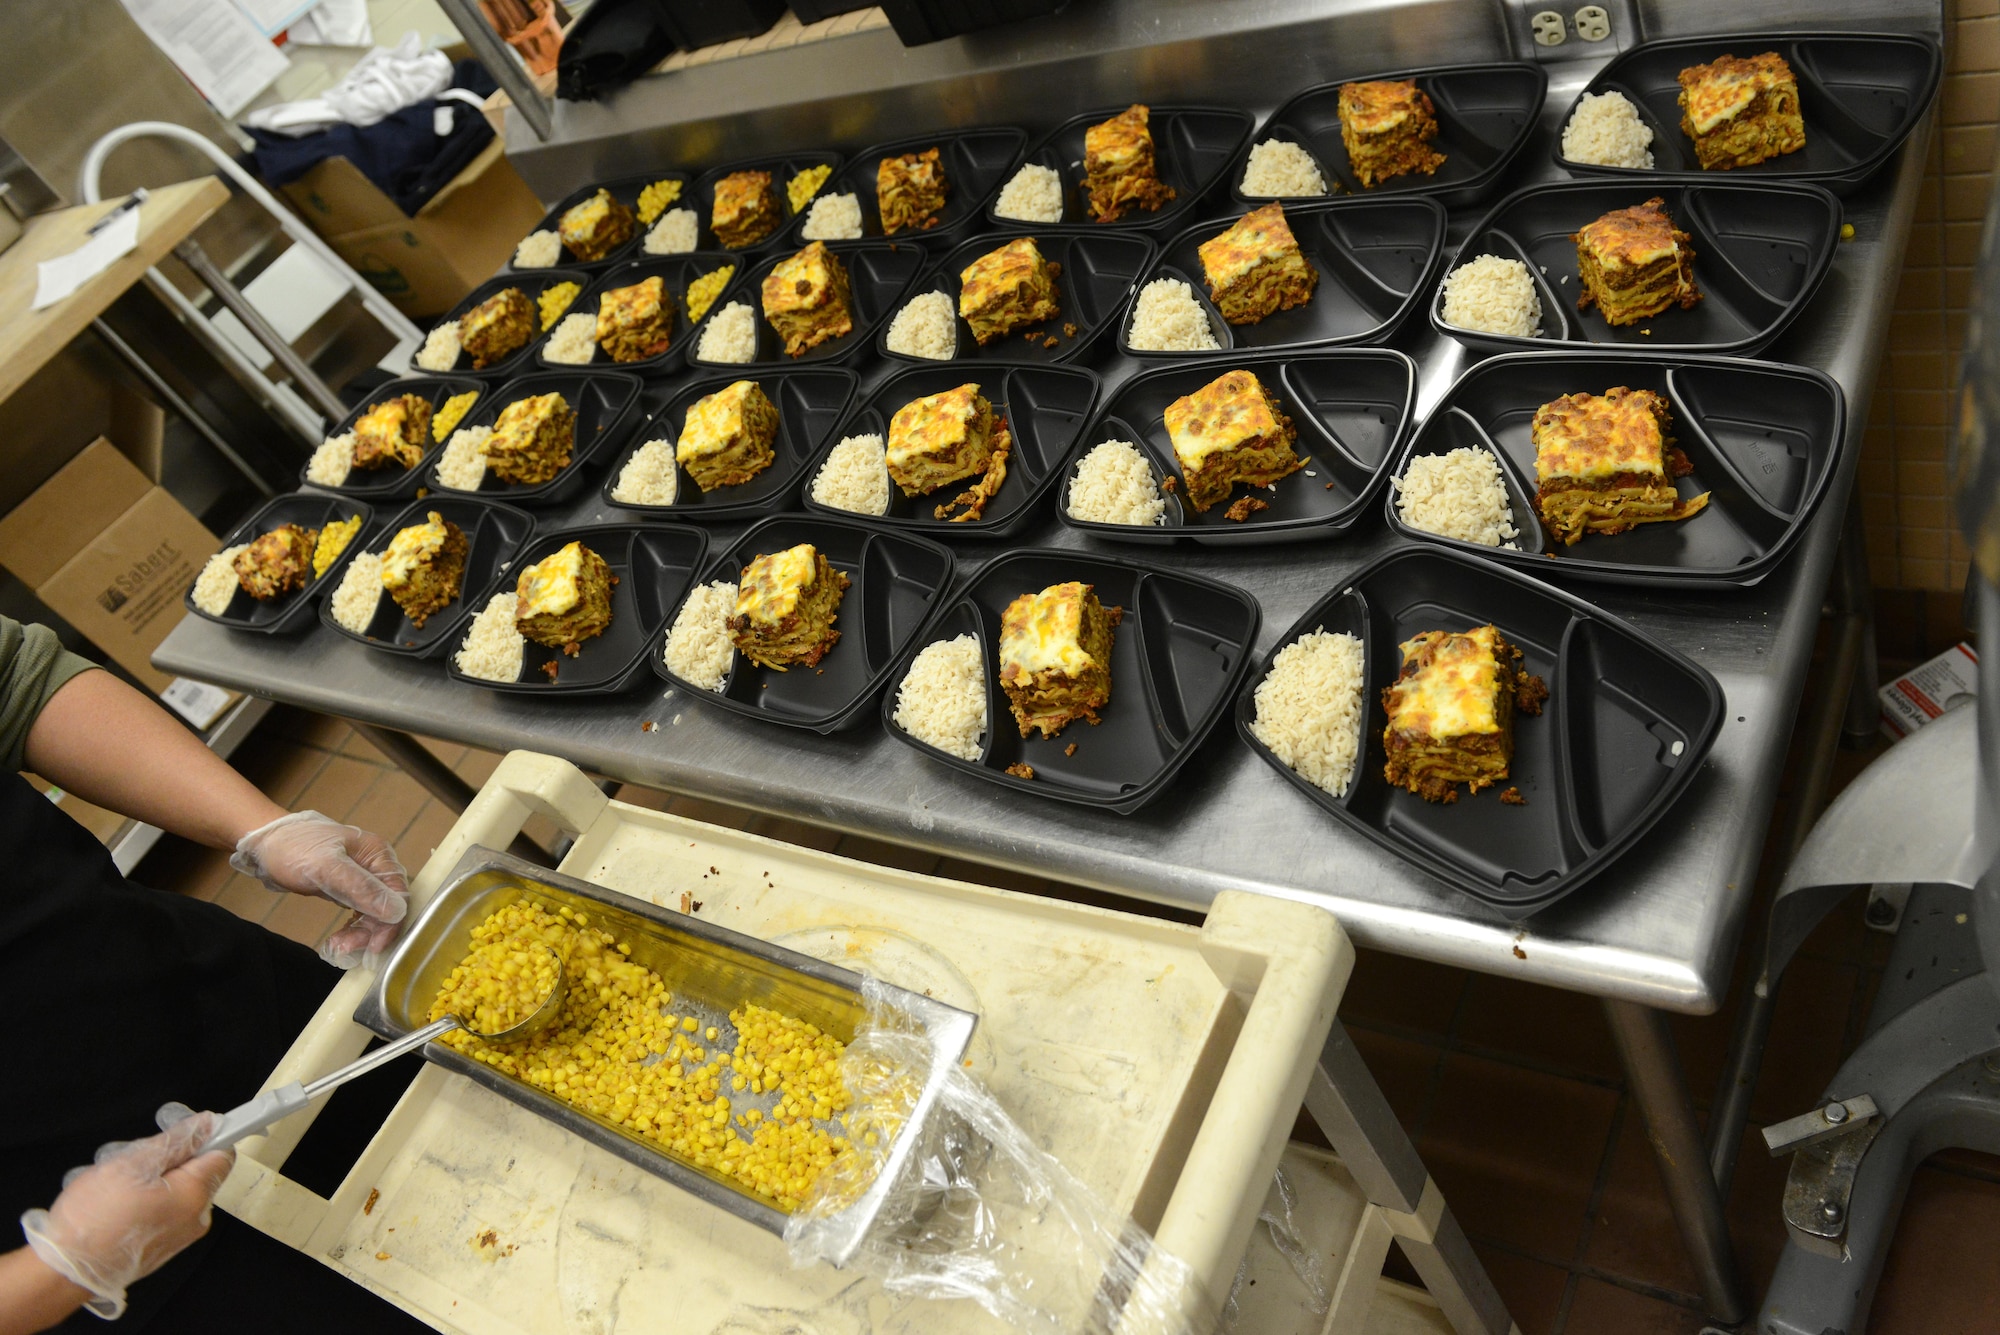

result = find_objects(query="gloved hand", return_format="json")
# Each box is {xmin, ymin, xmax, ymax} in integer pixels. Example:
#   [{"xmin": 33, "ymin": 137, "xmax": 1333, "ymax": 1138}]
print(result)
[
  {"xmin": 232, "ymin": 810, "xmax": 410, "ymax": 969},
  {"xmin": 19, "ymin": 1109, "xmax": 234, "ymax": 1319}
]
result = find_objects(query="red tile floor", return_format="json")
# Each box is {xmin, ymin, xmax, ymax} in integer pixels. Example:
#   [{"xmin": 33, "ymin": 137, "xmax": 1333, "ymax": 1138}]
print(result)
[{"xmin": 132, "ymin": 696, "xmax": 2000, "ymax": 1334}]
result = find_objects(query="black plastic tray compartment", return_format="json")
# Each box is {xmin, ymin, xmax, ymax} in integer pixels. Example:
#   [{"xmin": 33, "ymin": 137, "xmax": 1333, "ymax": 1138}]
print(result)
[
  {"xmin": 1062, "ymin": 350, "xmax": 1415, "ymax": 547},
  {"xmin": 430, "ymin": 370, "xmax": 644, "ymax": 507},
  {"xmin": 1240, "ymin": 62, "xmax": 1547, "ymax": 209},
  {"xmin": 794, "ymin": 127, "xmax": 1029, "ymax": 251},
  {"xmin": 803, "ymin": 362, "xmax": 1100, "ymax": 538},
  {"xmin": 407, "ymin": 270, "xmax": 591, "ymax": 380},
  {"xmin": 187, "ymin": 493, "xmax": 376, "ymax": 634},
  {"xmin": 602, "ymin": 368, "xmax": 858, "ymax": 521},
  {"xmin": 1387, "ymin": 351, "xmax": 1845, "ymax": 588},
  {"xmin": 509, "ymin": 173, "xmax": 693, "ymax": 273},
  {"xmin": 684, "ymin": 151, "xmax": 845, "ymax": 257},
  {"xmin": 448, "ymin": 523, "xmax": 710, "ymax": 695},
  {"xmin": 301, "ymin": 376, "xmax": 485, "ymax": 500},
  {"xmin": 1432, "ymin": 179, "xmax": 1840, "ymax": 357},
  {"xmin": 320, "ymin": 496, "xmax": 535, "ymax": 657},
  {"xmin": 684, "ymin": 239, "xmax": 927, "ymax": 369},
  {"xmin": 882, "ymin": 230, "xmax": 1156, "ymax": 366},
  {"xmin": 653, "ymin": 515, "xmax": 954, "ymax": 733},
  {"xmin": 986, "ymin": 105, "xmax": 1254, "ymax": 233},
  {"xmin": 885, "ymin": 549, "xmax": 1261, "ymax": 814},
  {"xmin": 1554, "ymin": 31, "xmax": 1941, "ymax": 196},
  {"xmin": 1120, "ymin": 197, "xmax": 1445, "ymax": 359},
  {"xmin": 1233, "ymin": 545, "xmax": 1722, "ymax": 916},
  {"xmin": 535, "ymin": 253, "xmax": 744, "ymax": 375}
]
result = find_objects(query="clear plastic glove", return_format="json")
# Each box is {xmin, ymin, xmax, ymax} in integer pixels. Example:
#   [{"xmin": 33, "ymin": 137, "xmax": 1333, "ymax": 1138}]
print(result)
[
  {"xmin": 231, "ymin": 810, "xmax": 409, "ymax": 969},
  {"xmin": 19, "ymin": 1109, "xmax": 234, "ymax": 1319}
]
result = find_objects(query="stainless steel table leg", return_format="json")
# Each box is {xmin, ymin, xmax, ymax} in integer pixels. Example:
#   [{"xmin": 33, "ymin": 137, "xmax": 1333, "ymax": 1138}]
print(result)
[
  {"xmin": 1834, "ymin": 490, "xmax": 1880, "ymax": 750},
  {"xmin": 1603, "ymin": 998, "xmax": 1746, "ymax": 1324},
  {"xmin": 350, "ymin": 723, "xmax": 550, "ymax": 865}
]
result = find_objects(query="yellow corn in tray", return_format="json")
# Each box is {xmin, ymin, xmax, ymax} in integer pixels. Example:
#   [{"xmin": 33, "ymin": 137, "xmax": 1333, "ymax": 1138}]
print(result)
[
  {"xmin": 311, "ymin": 514, "xmax": 364, "ymax": 578},
  {"xmin": 431, "ymin": 390, "xmax": 479, "ymax": 443},
  {"xmin": 431, "ymin": 899, "xmax": 854, "ymax": 1211},
  {"xmin": 636, "ymin": 178, "xmax": 683, "ymax": 224},
  {"xmin": 684, "ymin": 265, "xmax": 735, "ymax": 325},
  {"xmin": 538, "ymin": 281, "xmax": 582, "ymax": 331},
  {"xmin": 787, "ymin": 164, "xmax": 832, "ymax": 215}
]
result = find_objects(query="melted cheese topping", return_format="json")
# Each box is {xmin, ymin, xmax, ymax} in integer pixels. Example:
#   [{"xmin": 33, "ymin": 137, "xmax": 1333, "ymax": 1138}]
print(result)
[
  {"xmin": 1682, "ymin": 53, "xmax": 1792, "ymax": 135},
  {"xmin": 357, "ymin": 397, "xmax": 412, "ymax": 439},
  {"xmin": 887, "ymin": 383, "xmax": 982, "ymax": 472},
  {"xmin": 999, "ymin": 582, "xmax": 1092, "ymax": 675},
  {"xmin": 517, "ymin": 541, "xmax": 585, "ymax": 618},
  {"xmin": 1085, "ymin": 105, "xmax": 1153, "ymax": 172},
  {"xmin": 1534, "ymin": 388, "xmax": 1669, "ymax": 483},
  {"xmin": 678, "ymin": 380, "xmax": 763, "ymax": 462},
  {"xmin": 600, "ymin": 276, "xmax": 663, "ymax": 325},
  {"xmin": 762, "ymin": 242, "xmax": 838, "ymax": 317},
  {"xmin": 1198, "ymin": 202, "xmax": 1302, "ymax": 288},
  {"xmin": 381, "ymin": 511, "xmax": 448, "ymax": 589},
  {"xmin": 1339, "ymin": 81, "xmax": 1421, "ymax": 136},
  {"xmin": 735, "ymin": 544, "xmax": 817, "ymax": 625},
  {"xmin": 713, "ymin": 171, "xmax": 773, "ymax": 228},
  {"xmin": 559, "ymin": 191, "xmax": 614, "ymax": 246},
  {"xmin": 1163, "ymin": 370, "xmax": 1279, "ymax": 467},
  {"xmin": 960, "ymin": 238, "xmax": 1050, "ymax": 314},
  {"xmin": 1577, "ymin": 201, "xmax": 1681, "ymax": 270},
  {"xmin": 1387, "ymin": 626, "xmax": 1505, "ymax": 737},
  {"xmin": 460, "ymin": 288, "xmax": 528, "ymax": 344}
]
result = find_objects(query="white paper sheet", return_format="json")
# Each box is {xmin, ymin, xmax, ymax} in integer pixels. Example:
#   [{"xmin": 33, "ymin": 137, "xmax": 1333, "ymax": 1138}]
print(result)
[
  {"xmin": 118, "ymin": 0, "xmax": 289, "ymax": 116},
  {"xmin": 232, "ymin": 0, "xmax": 322, "ymax": 38},
  {"xmin": 32, "ymin": 207, "xmax": 143, "ymax": 312}
]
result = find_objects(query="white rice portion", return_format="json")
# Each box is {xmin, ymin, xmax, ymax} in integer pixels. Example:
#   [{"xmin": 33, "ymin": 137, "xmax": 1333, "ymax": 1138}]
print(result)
[
  {"xmin": 306, "ymin": 431, "xmax": 355, "ymax": 487},
  {"xmin": 192, "ymin": 545, "xmax": 249, "ymax": 615},
  {"xmin": 801, "ymin": 192, "xmax": 862, "ymax": 241},
  {"xmin": 697, "ymin": 301, "xmax": 758, "ymax": 363},
  {"xmin": 994, "ymin": 163, "xmax": 1064, "ymax": 223},
  {"xmin": 884, "ymin": 290, "xmax": 957, "ymax": 360},
  {"xmin": 415, "ymin": 323, "xmax": 461, "ymax": 372},
  {"xmin": 1128, "ymin": 277, "xmax": 1221, "ymax": 352},
  {"xmin": 1068, "ymin": 440, "xmax": 1166, "ymax": 527},
  {"xmin": 1440, "ymin": 255, "xmax": 1542, "ymax": 338},
  {"xmin": 1394, "ymin": 447, "xmax": 1520, "ymax": 548},
  {"xmin": 893, "ymin": 635, "xmax": 987, "ymax": 761},
  {"xmin": 664, "ymin": 581, "xmax": 738, "ymax": 692},
  {"xmin": 543, "ymin": 310, "xmax": 599, "ymax": 365},
  {"xmin": 1562, "ymin": 90, "xmax": 1656, "ymax": 169},
  {"xmin": 514, "ymin": 229, "xmax": 562, "ymax": 267},
  {"xmin": 611, "ymin": 438, "xmax": 678, "ymax": 507},
  {"xmin": 1241, "ymin": 139, "xmax": 1329, "ymax": 196},
  {"xmin": 436, "ymin": 425, "xmax": 493, "ymax": 492},
  {"xmin": 643, "ymin": 208, "xmax": 699, "ymax": 254},
  {"xmin": 454, "ymin": 591, "xmax": 525, "ymax": 683},
  {"xmin": 1251, "ymin": 630, "xmax": 1365, "ymax": 798},
  {"xmin": 811, "ymin": 433, "xmax": 890, "ymax": 516},
  {"xmin": 331, "ymin": 551, "xmax": 384, "ymax": 633}
]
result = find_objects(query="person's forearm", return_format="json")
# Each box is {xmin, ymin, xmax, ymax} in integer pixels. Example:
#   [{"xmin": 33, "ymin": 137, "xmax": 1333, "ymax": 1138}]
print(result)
[
  {"xmin": 21, "ymin": 671, "xmax": 284, "ymax": 849},
  {"xmin": 0, "ymin": 1248, "xmax": 87, "ymax": 1334}
]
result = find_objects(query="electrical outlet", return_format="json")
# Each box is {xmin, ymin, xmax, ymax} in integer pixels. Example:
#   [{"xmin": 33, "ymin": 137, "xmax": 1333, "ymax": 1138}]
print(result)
[
  {"xmin": 1531, "ymin": 10, "xmax": 1567, "ymax": 45},
  {"xmin": 1574, "ymin": 5, "xmax": 1612, "ymax": 40}
]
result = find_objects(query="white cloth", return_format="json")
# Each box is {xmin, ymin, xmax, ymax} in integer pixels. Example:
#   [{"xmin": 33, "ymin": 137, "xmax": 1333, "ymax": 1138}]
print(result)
[{"xmin": 241, "ymin": 33, "xmax": 451, "ymax": 136}]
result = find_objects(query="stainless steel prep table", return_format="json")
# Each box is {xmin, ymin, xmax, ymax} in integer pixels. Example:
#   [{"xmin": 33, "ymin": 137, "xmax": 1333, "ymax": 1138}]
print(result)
[{"xmin": 156, "ymin": 4, "xmax": 1940, "ymax": 1321}]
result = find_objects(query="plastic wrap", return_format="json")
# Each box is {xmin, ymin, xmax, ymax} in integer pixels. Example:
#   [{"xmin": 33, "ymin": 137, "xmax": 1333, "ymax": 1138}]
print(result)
[
  {"xmin": 1221, "ymin": 1166, "xmax": 1329, "ymax": 1329},
  {"xmin": 786, "ymin": 979, "xmax": 1215, "ymax": 1334}
]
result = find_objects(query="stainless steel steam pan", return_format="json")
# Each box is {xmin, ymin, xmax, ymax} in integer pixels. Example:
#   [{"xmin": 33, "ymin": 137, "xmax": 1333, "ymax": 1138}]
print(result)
[{"xmin": 353, "ymin": 846, "xmax": 978, "ymax": 1262}]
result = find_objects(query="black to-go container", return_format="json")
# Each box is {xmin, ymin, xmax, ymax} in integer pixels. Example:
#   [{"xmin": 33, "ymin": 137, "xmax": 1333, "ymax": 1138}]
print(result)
[
  {"xmin": 646, "ymin": 0, "xmax": 785, "ymax": 50},
  {"xmin": 878, "ymin": 0, "xmax": 1070, "ymax": 47}
]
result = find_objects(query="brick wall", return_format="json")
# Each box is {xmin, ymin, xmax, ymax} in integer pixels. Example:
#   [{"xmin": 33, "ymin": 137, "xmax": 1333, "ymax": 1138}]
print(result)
[{"xmin": 1865, "ymin": 0, "xmax": 1998, "ymax": 592}]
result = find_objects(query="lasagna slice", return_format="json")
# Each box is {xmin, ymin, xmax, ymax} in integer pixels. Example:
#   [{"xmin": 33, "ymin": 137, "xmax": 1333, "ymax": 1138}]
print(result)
[
  {"xmin": 998, "ymin": 581, "xmax": 1117, "ymax": 739},
  {"xmin": 1197, "ymin": 202, "xmax": 1318, "ymax": 325},
  {"xmin": 958, "ymin": 237, "xmax": 1061, "ymax": 345},
  {"xmin": 352, "ymin": 393, "xmax": 432, "ymax": 471},
  {"xmin": 712, "ymin": 170, "xmax": 782, "ymax": 250},
  {"xmin": 676, "ymin": 379, "xmax": 778, "ymax": 491},
  {"xmin": 381, "ymin": 511, "xmax": 468, "ymax": 628},
  {"xmin": 1337, "ymin": 80, "xmax": 1446, "ymax": 188},
  {"xmin": 459, "ymin": 287, "xmax": 536, "ymax": 368},
  {"xmin": 886, "ymin": 382, "xmax": 999, "ymax": 495},
  {"xmin": 596, "ymin": 275, "xmax": 675, "ymax": 363},
  {"xmin": 233, "ymin": 524, "xmax": 319, "ymax": 600},
  {"xmin": 761, "ymin": 241, "xmax": 854, "ymax": 357},
  {"xmin": 1574, "ymin": 197, "xmax": 1701, "ymax": 327},
  {"xmin": 514, "ymin": 540, "xmax": 615, "ymax": 655},
  {"xmin": 559, "ymin": 188, "xmax": 636, "ymax": 262},
  {"xmin": 1381, "ymin": 624, "xmax": 1545, "ymax": 803},
  {"xmin": 877, "ymin": 147, "xmax": 949, "ymax": 234},
  {"xmin": 1532, "ymin": 386, "xmax": 1711, "ymax": 544},
  {"xmin": 1163, "ymin": 369, "xmax": 1303, "ymax": 514},
  {"xmin": 728, "ymin": 543, "xmax": 849, "ymax": 669},
  {"xmin": 1678, "ymin": 52, "xmax": 1806, "ymax": 171},
  {"xmin": 483, "ymin": 392, "xmax": 576, "ymax": 486},
  {"xmin": 1083, "ymin": 104, "xmax": 1176, "ymax": 223}
]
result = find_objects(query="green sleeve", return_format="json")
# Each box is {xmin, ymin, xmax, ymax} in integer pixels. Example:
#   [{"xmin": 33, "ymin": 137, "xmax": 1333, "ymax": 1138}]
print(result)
[{"xmin": 0, "ymin": 616, "xmax": 98, "ymax": 773}]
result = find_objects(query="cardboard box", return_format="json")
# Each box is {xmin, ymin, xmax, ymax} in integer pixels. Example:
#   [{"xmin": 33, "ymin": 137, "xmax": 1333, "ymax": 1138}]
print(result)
[
  {"xmin": 280, "ymin": 137, "xmax": 547, "ymax": 316},
  {"xmin": 1879, "ymin": 641, "xmax": 1980, "ymax": 739},
  {"xmin": 0, "ymin": 439, "xmax": 238, "ymax": 711}
]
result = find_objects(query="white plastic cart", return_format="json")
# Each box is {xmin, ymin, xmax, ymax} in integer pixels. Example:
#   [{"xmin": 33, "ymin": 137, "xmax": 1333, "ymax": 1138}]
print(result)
[{"xmin": 217, "ymin": 752, "xmax": 1515, "ymax": 1335}]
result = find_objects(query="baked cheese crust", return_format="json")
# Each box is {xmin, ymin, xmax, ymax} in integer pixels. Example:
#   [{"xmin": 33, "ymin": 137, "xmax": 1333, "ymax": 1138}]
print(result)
[
  {"xmin": 1381, "ymin": 624, "xmax": 1543, "ymax": 802},
  {"xmin": 761, "ymin": 241, "xmax": 854, "ymax": 357},
  {"xmin": 728, "ymin": 542, "xmax": 849, "ymax": 669},
  {"xmin": 1677, "ymin": 52, "xmax": 1806, "ymax": 171},
  {"xmin": 234, "ymin": 524, "xmax": 319, "ymax": 601},
  {"xmin": 1083, "ymin": 104, "xmax": 1176, "ymax": 222},
  {"xmin": 381, "ymin": 510, "xmax": 468, "ymax": 628},
  {"xmin": 877, "ymin": 147, "xmax": 949, "ymax": 234},
  {"xmin": 1163, "ymin": 369, "xmax": 1303, "ymax": 514},
  {"xmin": 353, "ymin": 394, "xmax": 432, "ymax": 471},
  {"xmin": 712, "ymin": 170, "xmax": 782, "ymax": 250},
  {"xmin": 1573, "ymin": 197, "xmax": 1701, "ymax": 327},
  {"xmin": 1531, "ymin": 386, "xmax": 1710, "ymax": 544},
  {"xmin": 676, "ymin": 379, "xmax": 779, "ymax": 491},
  {"xmin": 887, "ymin": 382, "xmax": 996, "ymax": 496},
  {"xmin": 514, "ymin": 540, "xmax": 615, "ymax": 654},
  {"xmin": 1336, "ymin": 80, "xmax": 1446, "ymax": 188},
  {"xmin": 596, "ymin": 275, "xmax": 675, "ymax": 363},
  {"xmin": 459, "ymin": 287, "xmax": 535, "ymax": 368},
  {"xmin": 1197, "ymin": 202, "xmax": 1318, "ymax": 325},
  {"xmin": 558, "ymin": 189, "xmax": 636, "ymax": 262},
  {"xmin": 959, "ymin": 237, "xmax": 1061, "ymax": 345},
  {"xmin": 484, "ymin": 392, "xmax": 576, "ymax": 486},
  {"xmin": 998, "ymin": 580, "xmax": 1116, "ymax": 738}
]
